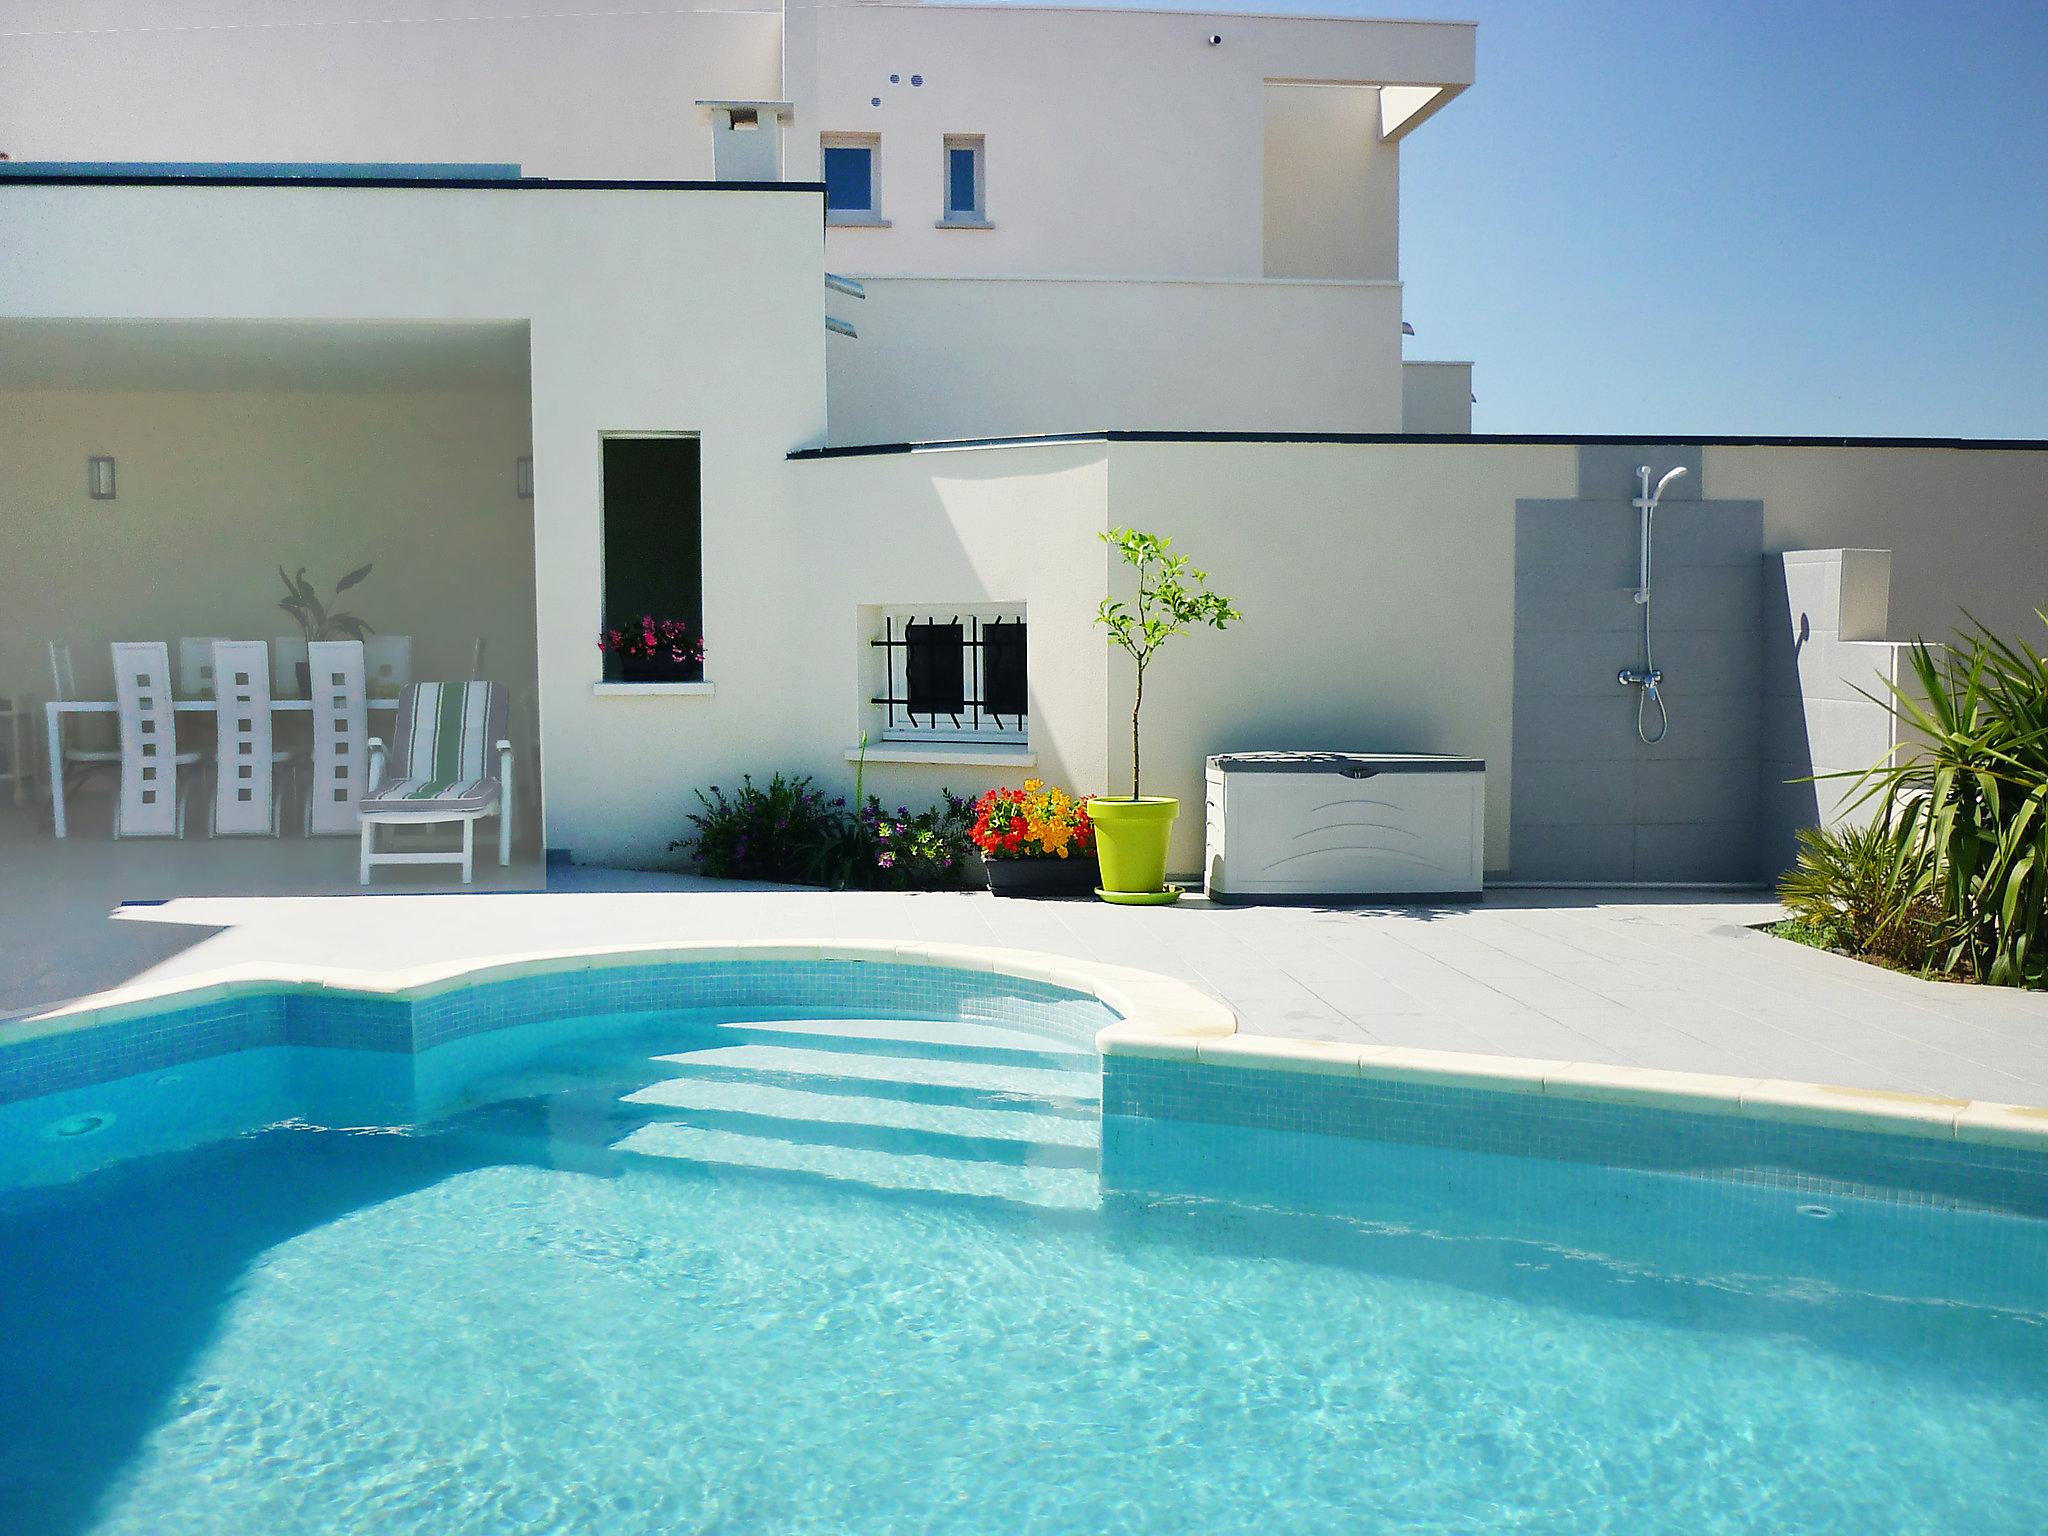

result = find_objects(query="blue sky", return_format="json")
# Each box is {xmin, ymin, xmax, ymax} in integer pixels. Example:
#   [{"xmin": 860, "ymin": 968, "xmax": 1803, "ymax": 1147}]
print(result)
[{"xmin": 1055, "ymin": 0, "xmax": 2048, "ymax": 437}]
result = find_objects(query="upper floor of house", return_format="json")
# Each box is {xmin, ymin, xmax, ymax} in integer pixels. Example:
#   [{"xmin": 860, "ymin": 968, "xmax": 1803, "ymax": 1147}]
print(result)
[{"xmin": 0, "ymin": 0, "xmax": 1472, "ymax": 285}]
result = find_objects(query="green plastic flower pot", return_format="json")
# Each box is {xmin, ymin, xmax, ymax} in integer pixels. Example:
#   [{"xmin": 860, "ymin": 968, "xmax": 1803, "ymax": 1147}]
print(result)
[{"xmin": 1085, "ymin": 797, "xmax": 1180, "ymax": 900}]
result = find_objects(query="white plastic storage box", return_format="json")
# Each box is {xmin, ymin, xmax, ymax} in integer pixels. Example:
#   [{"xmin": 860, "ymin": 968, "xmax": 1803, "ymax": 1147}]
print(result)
[{"xmin": 1204, "ymin": 752, "xmax": 1485, "ymax": 903}]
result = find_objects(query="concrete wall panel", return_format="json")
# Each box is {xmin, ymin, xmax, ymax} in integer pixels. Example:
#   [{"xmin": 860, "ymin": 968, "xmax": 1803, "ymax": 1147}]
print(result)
[{"xmin": 1509, "ymin": 482, "xmax": 1765, "ymax": 883}]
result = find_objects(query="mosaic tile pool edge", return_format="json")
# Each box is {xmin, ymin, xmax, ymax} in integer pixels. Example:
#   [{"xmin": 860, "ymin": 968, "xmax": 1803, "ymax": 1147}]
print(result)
[
  {"xmin": 0, "ymin": 962, "xmax": 1112, "ymax": 1109},
  {"xmin": 1104, "ymin": 1055, "xmax": 2048, "ymax": 1218}
]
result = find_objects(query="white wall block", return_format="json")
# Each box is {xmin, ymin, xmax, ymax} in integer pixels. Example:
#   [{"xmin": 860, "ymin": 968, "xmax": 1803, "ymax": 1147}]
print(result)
[{"xmin": 1837, "ymin": 549, "xmax": 1893, "ymax": 643}]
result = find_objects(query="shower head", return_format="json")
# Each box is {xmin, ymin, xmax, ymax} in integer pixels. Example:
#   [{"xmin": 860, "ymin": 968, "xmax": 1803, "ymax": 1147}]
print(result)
[{"xmin": 1653, "ymin": 465, "xmax": 1689, "ymax": 500}]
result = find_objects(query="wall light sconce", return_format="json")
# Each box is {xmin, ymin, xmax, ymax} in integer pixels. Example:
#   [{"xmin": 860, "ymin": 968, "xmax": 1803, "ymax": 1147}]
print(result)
[
  {"xmin": 515, "ymin": 456, "xmax": 534, "ymax": 499},
  {"xmin": 88, "ymin": 456, "xmax": 117, "ymax": 500}
]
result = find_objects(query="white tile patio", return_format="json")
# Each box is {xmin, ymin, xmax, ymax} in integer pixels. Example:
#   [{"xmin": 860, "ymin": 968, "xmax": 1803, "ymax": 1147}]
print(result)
[{"xmin": 8, "ymin": 822, "xmax": 2046, "ymax": 1105}]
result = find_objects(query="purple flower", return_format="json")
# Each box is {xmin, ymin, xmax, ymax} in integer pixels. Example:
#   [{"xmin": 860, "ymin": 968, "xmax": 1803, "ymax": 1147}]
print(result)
[{"xmin": 878, "ymin": 852, "xmax": 896, "ymax": 868}]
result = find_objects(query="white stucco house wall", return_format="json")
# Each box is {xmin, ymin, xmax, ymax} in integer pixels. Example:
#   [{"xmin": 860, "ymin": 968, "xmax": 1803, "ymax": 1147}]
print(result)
[
  {"xmin": 1, "ymin": 2, "xmax": 2043, "ymax": 885},
  {"xmin": 0, "ymin": 0, "xmax": 1473, "ymax": 442}
]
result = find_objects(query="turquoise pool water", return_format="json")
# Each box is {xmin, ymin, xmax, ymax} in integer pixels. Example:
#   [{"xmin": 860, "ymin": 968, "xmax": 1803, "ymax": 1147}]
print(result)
[{"xmin": 3, "ymin": 999, "xmax": 2046, "ymax": 1534}]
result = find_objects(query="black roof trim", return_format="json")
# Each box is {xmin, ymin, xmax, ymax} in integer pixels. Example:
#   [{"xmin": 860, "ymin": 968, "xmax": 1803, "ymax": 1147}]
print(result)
[
  {"xmin": 0, "ymin": 173, "xmax": 824, "ymax": 193},
  {"xmin": 791, "ymin": 431, "xmax": 1112, "ymax": 460},
  {"xmin": 792, "ymin": 428, "xmax": 2048, "ymax": 460}
]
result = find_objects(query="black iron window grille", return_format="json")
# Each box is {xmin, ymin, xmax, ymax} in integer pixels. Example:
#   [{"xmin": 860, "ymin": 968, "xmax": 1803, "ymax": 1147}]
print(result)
[{"xmin": 871, "ymin": 608, "xmax": 1027, "ymax": 742}]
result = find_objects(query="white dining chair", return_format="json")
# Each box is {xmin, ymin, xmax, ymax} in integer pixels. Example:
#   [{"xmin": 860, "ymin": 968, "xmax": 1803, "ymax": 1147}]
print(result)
[
  {"xmin": 305, "ymin": 640, "xmax": 370, "ymax": 837},
  {"xmin": 364, "ymin": 635, "xmax": 413, "ymax": 701},
  {"xmin": 110, "ymin": 642, "xmax": 200, "ymax": 838},
  {"xmin": 209, "ymin": 640, "xmax": 295, "ymax": 837},
  {"xmin": 46, "ymin": 640, "xmax": 121, "ymax": 796},
  {"xmin": 177, "ymin": 636, "xmax": 233, "ymax": 699}
]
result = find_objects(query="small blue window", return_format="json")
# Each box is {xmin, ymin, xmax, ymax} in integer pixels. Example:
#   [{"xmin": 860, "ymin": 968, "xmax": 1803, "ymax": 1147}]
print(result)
[
  {"xmin": 942, "ymin": 137, "xmax": 983, "ymax": 222},
  {"xmin": 947, "ymin": 147, "xmax": 977, "ymax": 216},
  {"xmin": 823, "ymin": 143, "xmax": 875, "ymax": 215}
]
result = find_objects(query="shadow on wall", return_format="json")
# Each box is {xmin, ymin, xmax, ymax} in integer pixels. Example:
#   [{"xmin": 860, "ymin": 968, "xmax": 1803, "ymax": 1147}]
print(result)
[{"xmin": 1759, "ymin": 568, "xmax": 1822, "ymax": 862}]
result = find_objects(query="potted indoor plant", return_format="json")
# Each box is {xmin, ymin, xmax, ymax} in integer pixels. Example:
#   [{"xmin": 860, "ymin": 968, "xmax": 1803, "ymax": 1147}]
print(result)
[
  {"xmin": 599, "ymin": 616, "xmax": 706, "ymax": 683},
  {"xmin": 277, "ymin": 563, "xmax": 374, "ymax": 695},
  {"xmin": 970, "ymin": 781, "xmax": 1098, "ymax": 897},
  {"xmin": 1089, "ymin": 528, "xmax": 1241, "ymax": 903}
]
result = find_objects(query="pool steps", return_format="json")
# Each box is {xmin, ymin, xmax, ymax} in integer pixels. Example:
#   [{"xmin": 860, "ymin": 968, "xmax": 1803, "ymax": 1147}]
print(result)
[
  {"xmin": 661, "ymin": 1044, "xmax": 1095, "ymax": 1106},
  {"xmin": 624, "ymin": 1077, "xmax": 1100, "ymax": 1152},
  {"xmin": 608, "ymin": 1014, "xmax": 1101, "ymax": 1210},
  {"xmin": 614, "ymin": 1123, "xmax": 1101, "ymax": 1210}
]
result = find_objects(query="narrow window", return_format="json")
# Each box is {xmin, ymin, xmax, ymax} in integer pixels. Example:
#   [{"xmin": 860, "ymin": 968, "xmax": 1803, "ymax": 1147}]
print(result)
[
  {"xmin": 941, "ymin": 135, "xmax": 985, "ymax": 223},
  {"xmin": 600, "ymin": 435, "xmax": 703, "ymax": 682},
  {"xmin": 822, "ymin": 135, "xmax": 881, "ymax": 222}
]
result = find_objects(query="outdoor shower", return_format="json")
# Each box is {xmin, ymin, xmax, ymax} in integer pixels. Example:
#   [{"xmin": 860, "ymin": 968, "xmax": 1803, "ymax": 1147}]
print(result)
[{"xmin": 1618, "ymin": 463, "xmax": 1689, "ymax": 744}]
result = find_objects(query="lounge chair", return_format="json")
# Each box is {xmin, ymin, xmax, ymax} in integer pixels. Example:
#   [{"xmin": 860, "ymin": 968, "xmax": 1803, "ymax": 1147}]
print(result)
[{"xmin": 359, "ymin": 681, "xmax": 513, "ymax": 884}]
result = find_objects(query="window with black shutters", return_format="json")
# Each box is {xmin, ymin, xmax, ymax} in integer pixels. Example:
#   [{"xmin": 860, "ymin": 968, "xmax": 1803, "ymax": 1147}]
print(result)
[{"xmin": 872, "ymin": 607, "xmax": 1027, "ymax": 743}]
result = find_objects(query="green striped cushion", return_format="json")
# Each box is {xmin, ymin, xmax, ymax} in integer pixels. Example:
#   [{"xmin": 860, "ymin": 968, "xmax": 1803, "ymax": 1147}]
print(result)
[{"xmin": 384, "ymin": 682, "xmax": 505, "ymax": 802}]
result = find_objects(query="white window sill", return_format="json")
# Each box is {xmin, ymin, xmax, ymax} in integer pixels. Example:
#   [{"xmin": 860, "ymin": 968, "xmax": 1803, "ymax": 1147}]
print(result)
[
  {"xmin": 591, "ymin": 681, "xmax": 716, "ymax": 697},
  {"xmin": 826, "ymin": 213, "xmax": 891, "ymax": 228},
  {"xmin": 935, "ymin": 217, "xmax": 994, "ymax": 230},
  {"xmin": 849, "ymin": 743, "xmax": 1036, "ymax": 768}
]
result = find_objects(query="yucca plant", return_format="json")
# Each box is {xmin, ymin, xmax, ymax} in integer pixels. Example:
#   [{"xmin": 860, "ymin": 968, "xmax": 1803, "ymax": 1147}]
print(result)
[
  {"xmin": 1777, "ymin": 818, "xmax": 1941, "ymax": 969},
  {"xmin": 1839, "ymin": 612, "xmax": 2048, "ymax": 988},
  {"xmin": 278, "ymin": 563, "xmax": 375, "ymax": 642}
]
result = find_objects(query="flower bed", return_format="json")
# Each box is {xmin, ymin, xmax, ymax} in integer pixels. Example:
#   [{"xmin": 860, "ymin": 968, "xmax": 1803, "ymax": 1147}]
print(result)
[{"xmin": 674, "ymin": 774, "xmax": 975, "ymax": 891}]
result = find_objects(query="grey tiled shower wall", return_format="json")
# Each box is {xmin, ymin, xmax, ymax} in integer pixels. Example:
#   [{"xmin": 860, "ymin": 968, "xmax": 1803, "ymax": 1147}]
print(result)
[{"xmin": 1510, "ymin": 446, "xmax": 1766, "ymax": 882}]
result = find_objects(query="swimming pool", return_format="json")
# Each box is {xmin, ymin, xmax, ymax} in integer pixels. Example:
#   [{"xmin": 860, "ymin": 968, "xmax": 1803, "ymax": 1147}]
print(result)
[{"xmin": 3, "ymin": 951, "xmax": 2046, "ymax": 1533}]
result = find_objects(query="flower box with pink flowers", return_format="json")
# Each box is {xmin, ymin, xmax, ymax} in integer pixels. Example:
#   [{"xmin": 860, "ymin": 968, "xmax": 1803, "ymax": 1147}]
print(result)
[{"xmin": 599, "ymin": 616, "xmax": 706, "ymax": 683}]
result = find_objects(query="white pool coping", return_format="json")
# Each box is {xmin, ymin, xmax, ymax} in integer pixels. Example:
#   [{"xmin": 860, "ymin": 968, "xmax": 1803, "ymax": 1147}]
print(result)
[{"xmin": 9, "ymin": 939, "xmax": 2048, "ymax": 1154}]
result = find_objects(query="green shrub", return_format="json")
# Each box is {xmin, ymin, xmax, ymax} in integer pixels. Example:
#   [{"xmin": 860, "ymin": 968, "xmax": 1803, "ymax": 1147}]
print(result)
[
  {"xmin": 1842, "ymin": 612, "xmax": 2048, "ymax": 988},
  {"xmin": 676, "ymin": 775, "xmax": 977, "ymax": 891},
  {"xmin": 1776, "ymin": 819, "xmax": 1942, "ymax": 971},
  {"xmin": 678, "ymin": 774, "xmax": 845, "ymax": 885},
  {"xmin": 848, "ymin": 795, "xmax": 978, "ymax": 891},
  {"xmin": 1770, "ymin": 914, "xmax": 1848, "ymax": 952}
]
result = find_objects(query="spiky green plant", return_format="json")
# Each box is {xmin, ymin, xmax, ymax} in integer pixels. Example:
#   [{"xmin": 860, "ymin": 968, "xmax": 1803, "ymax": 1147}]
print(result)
[
  {"xmin": 277, "ymin": 564, "xmax": 375, "ymax": 643},
  {"xmin": 1838, "ymin": 612, "xmax": 2048, "ymax": 988},
  {"xmin": 1777, "ymin": 818, "xmax": 1941, "ymax": 970}
]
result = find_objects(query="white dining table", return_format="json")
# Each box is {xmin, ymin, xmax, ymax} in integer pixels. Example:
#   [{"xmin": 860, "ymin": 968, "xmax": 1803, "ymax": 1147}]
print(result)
[{"xmin": 46, "ymin": 698, "xmax": 398, "ymax": 839}]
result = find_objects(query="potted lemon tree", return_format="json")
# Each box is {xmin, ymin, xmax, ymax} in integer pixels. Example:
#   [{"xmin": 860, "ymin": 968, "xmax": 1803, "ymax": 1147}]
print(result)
[{"xmin": 1089, "ymin": 528, "xmax": 1241, "ymax": 903}]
